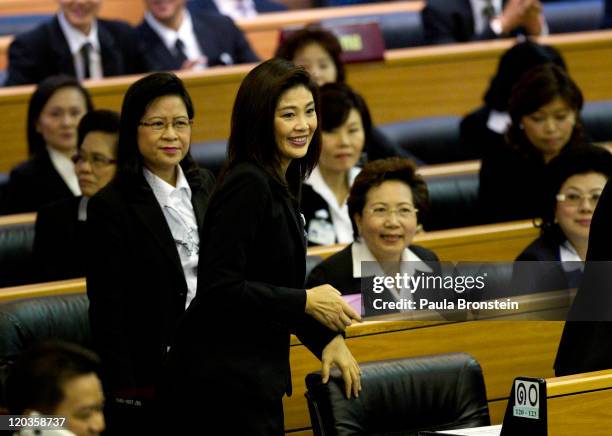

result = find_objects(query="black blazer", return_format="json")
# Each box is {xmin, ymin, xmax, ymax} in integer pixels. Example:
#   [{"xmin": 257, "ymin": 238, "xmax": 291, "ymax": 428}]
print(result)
[
  {"xmin": 555, "ymin": 179, "xmax": 612, "ymax": 376},
  {"xmin": 1, "ymin": 151, "xmax": 75, "ymax": 215},
  {"xmin": 187, "ymin": 0, "xmax": 287, "ymax": 14},
  {"xmin": 162, "ymin": 162, "xmax": 337, "ymax": 433},
  {"xmin": 33, "ymin": 195, "xmax": 85, "ymax": 282},
  {"xmin": 86, "ymin": 168, "xmax": 214, "ymax": 396},
  {"xmin": 422, "ymin": 0, "xmax": 500, "ymax": 44},
  {"xmin": 459, "ymin": 105, "xmax": 505, "ymax": 160},
  {"xmin": 136, "ymin": 11, "xmax": 259, "ymax": 72},
  {"xmin": 5, "ymin": 16, "xmax": 147, "ymax": 86}
]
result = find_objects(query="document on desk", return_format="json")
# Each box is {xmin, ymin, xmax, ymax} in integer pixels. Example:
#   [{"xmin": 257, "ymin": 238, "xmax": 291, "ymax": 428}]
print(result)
[{"xmin": 436, "ymin": 424, "xmax": 502, "ymax": 435}]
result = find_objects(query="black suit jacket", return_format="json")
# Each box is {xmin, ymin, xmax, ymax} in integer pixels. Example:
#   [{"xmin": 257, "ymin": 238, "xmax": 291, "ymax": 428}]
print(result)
[
  {"xmin": 422, "ymin": 0, "xmax": 501, "ymax": 44},
  {"xmin": 136, "ymin": 11, "xmax": 259, "ymax": 72},
  {"xmin": 5, "ymin": 16, "xmax": 147, "ymax": 86},
  {"xmin": 86, "ymin": 168, "xmax": 214, "ymax": 396},
  {"xmin": 187, "ymin": 0, "xmax": 287, "ymax": 14},
  {"xmin": 162, "ymin": 162, "xmax": 337, "ymax": 433},
  {"xmin": 555, "ymin": 179, "xmax": 612, "ymax": 376},
  {"xmin": 33, "ymin": 196, "xmax": 85, "ymax": 282},
  {"xmin": 306, "ymin": 243, "xmax": 440, "ymax": 294},
  {"xmin": 459, "ymin": 106, "xmax": 505, "ymax": 160},
  {"xmin": 1, "ymin": 151, "xmax": 75, "ymax": 214}
]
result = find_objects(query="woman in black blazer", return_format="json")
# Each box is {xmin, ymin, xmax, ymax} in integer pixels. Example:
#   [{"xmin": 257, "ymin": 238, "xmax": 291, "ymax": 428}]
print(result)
[
  {"xmin": 33, "ymin": 109, "xmax": 120, "ymax": 283},
  {"xmin": 2, "ymin": 75, "xmax": 93, "ymax": 215},
  {"xmin": 307, "ymin": 158, "xmax": 440, "ymax": 316},
  {"xmin": 85, "ymin": 73, "xmax": 214, "ymax": 433},
  {"xmin": 162, "ymin": 59, "xmax": 361, "ymax": 435}
]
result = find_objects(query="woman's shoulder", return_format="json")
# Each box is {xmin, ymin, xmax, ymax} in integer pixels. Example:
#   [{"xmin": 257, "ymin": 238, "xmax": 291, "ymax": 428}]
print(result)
[
  {"xmin": 9, "ymin": 153, "xmax": 51, "ymax": 178},
  {"xmin": 307, "ymin": 244, "xmax": 354, "ymax": 289},
  {"xmin": 409, "ymin": 244, "xmax": 439, "ymax": 261},
  {"xmin": 516, "ymin": 236, "xmax": 559, "ymax": 261}
]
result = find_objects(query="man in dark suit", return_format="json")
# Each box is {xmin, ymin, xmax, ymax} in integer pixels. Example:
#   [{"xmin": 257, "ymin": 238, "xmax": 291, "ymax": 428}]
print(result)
[
  {"xmin": 187, "ymin": 0, "xmax": 287, "ymax": 19},
  {"xmin": 138, "ymin": 0, "xmax": 259, "ymax": 72},
  {"xmin": 5, "ymin": 0, "xmax": 147, "ymax": 86},
  {"xmin": 422, "ymin": 0, "xmax": 546, "ymax": 45}
]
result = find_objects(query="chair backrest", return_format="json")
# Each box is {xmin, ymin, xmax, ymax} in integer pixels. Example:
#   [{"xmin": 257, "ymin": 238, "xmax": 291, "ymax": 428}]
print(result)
[
  {"xmin": 378, "ymin": 116, "xmax": 465, "ymax": 164},
  {"xmin": 0, "ymin": 221, "xmax": 35, "ymax": 287},
  {"xmin": 582, "ymin": 100, "xmax": 612, "ymax": 143},
  {"xmin": 543, "ymin": 0, "xmax": 604, "ymax": 34},
  {"xmin": 0, "ymin": 293, "xmax": 91, "ymax": 406},
  {"xmin": 190, "ymin": 140, "xmax": 228, "ymax": 176},
  {"xmin": 0, "ymin": 14, "xmax": 51, "ymax": 37},
  {"xmin": 305, "ymin": 352, "xmax": 490, "ymax": 436},
  {"xmin": 424, "ymin": 172, "xmax": 480, "ymax": 230}
]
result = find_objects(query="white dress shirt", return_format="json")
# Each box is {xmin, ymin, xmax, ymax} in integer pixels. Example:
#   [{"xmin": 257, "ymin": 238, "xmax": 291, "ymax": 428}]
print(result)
[
  {"xmin": 305, "ymin": 166, "xmax": 361, "ymax": 244},
  {"xmin": 144, "ymin": 10, "xmax": 207, "ymax": 70},
  {"xmin": 46, "ymin": 146, "xmax": 81, "ymax": 196},
  {"xmin": 57, "ymin": 12, "xmax": 103, "ymax": 80},
  {"xmin": 144, "ymin": 167, "xmax": 199, "ymax": 309},
  {"xmin": 213, "ymin": 0, "xmax": 258, "ymax": 20}
]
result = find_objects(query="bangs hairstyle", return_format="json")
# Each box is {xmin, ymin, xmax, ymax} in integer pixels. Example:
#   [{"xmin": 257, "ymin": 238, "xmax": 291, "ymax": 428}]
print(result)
[
  {"xmin": 539, "ymin": 145, "xmax": 612, "ymax": 245},
  {"xmin": 507, "ymin": 64, "xmax": 584, "ymax": 157},
  {"xmin": 27, "ymin": 75, "xmax": 93, "ymax": 157},
  {"xmin": 115, "ymin": 72, "xmax": 199, "ymax": 184},
  {"xmin": 6, "ymin": 341, "xmax": 100, "ymax": 415},
  {"xmin": 275, "ymin": 26, "xmax": 346, "ymax": 83},
  {"xmin": 347, "ymin": 157, "xmax": 429, "ymax": 240},
  {"xmin": 225, "ymin": 58, "xmax": 321, "ymax": 194},
  {"xmin": 320, "ymin": 82, "xmax": 372, "ymax": 154},
  {"xmin": 77, "ymin": 109, "xmax": 121, "ymax": 150}
]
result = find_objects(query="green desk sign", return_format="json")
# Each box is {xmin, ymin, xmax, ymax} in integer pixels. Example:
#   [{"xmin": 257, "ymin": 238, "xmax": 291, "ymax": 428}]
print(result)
[{"xmin": 501, "ymin": 377, "xmax": 547, "ymax": 436}]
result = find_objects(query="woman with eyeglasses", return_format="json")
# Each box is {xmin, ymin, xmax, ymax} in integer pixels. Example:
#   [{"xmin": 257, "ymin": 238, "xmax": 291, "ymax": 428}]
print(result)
[
  {"xmin": 2, "ymin": 75, "xmax": 93, "ymax": 215},
  {"xmin": 307, "ymin": 157, "xmax": 439, "ymax": 316},
  {"xmin": 32, "ymin": 109, "xmax": 120, "ymax": 283},
  {"xmin": 161, "ymin": 59, "xmax": 360, "ymax": 435},
  {"xmin": 478, "ymin": 64, "xmax": 587, "ymax": 224},
  {"xmin": 86, "ymin": 72, "xmax": 214, "ymax": 433}
]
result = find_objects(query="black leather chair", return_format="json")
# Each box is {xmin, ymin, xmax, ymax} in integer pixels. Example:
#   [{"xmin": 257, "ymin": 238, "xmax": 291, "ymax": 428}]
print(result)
[
  {"xmin": 190, "ymin": 140, "xmax": 228, "ymax": 176},
  {"xmin": 543, "ymin": 0, "xmax": 603, "ymax": 34},
  {"xmin": 378, "ymin": 117, "xmax": 465, "ymax": 164},
  {"xmin": 0, "ymin": 220, "xmax": 35, "ymax": 287},
  {"xmin": 305, "ymin": 352, "xmax": 490, "ymax": 436},
  {"xmin": 424, "ymin": 172, "xmax": 480, "ymax": 231},
  {"xmin": 582, "ymin": 100, "xmax": 612, "ymax": 143},
  {"xmin": 0, "ymin": 293, "xmax": 91, "ymax": 406}
]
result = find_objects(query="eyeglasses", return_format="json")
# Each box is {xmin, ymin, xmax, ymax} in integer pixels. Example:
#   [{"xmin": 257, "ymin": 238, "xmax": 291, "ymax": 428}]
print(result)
[
  {"xmin": 556, "ymin": 192, "xmax": 602, "ymax": 207},
  {"xmin": 365, "ymin": 205, "xmax": 418, "ymax": 219},
  {"xmin": 71, "ymin": 152, "xmax": 116, "ymax": 168},
  {"xmin": 138, "ymin": 117, "xmax": 193, "ymax": 131}
]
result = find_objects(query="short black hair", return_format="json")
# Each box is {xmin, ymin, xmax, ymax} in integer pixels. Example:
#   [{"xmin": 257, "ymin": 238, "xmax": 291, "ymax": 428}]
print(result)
[
  {"xmin": 6, "ymin": 341, "xmax": 101, "ymax": 415},
  {"xmin": 77, "ymin": 109, "xmax": 121, "ymax": 150},
  {"xmin": 224, "ymin": 58, "xmax": 321, "ymax": 195},
  {"xmin": 319, "ymin": 82, "xmax": 372, "ymax": 156},
  {"xmin": 539, "ymin": 145, "xmax": 612, "ymax": 244},
  {"xmin": 27, "ymin": 75, "xmax": 94, "ymax": 157},
  {"xmin": 347, "ymin": 157, "xmax": 428, "ymax": 240},
  {"xmin": 275, "ymin": 26, "xmax": 346, "ymax": 83},
  {"xmin": 115, "ymin": 72, "xmax": 200, "ymax": 185},
  {"xmin": 507, "ymin": 64, "xmax": 584, "ymax": 158}
]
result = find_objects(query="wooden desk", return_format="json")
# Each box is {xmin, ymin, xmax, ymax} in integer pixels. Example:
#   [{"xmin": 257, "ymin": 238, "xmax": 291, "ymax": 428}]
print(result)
[{"xmin": 3, "ymin": 30, "xmax": 612, "ymax": 172}]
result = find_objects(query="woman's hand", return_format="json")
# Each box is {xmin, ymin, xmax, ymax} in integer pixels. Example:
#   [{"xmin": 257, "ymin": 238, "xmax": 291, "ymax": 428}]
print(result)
[
  {"xmin": 305, "ymin": 285, "xmax": 361, "ymax": 331},
  {"xmin": 321, "ymin": 335, "xmax": 361, "ymax": 399}
]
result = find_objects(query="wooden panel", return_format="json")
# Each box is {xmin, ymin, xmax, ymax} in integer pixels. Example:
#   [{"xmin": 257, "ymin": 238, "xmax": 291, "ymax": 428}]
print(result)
[
  {"xmin": 284, "ymin": 320, "xmax": 563, "ymax": 431},
  {"xmin": 548, "ymin": 390, "xmax": 612, "ymax": 435},
  {"xmin": 307, "ymin": 219, "xmax": 539, "ymax": 262},
  {"xmin": 3, "ymin": 31, "xmax": 612, "ymax": 172}
]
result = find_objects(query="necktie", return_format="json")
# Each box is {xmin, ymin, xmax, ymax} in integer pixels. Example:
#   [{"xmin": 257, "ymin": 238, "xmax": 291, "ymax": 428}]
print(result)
[
  {"xmin": 175, "ymin": 38, "xmax": 188, "ymax": 66},
  {"xmin": 482, "ymin": 0, "xmax": 495, "ymax": 20},
  {"xmin": 80, "ymin": 42, "xmax": 92, "ymax": 79}
]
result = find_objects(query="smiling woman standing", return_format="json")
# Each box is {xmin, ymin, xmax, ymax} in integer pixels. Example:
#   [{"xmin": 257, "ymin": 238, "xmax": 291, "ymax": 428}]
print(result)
[
  {"xmin": 162, "ymin": 59, "xmax": 361, "ymax": 435},
  {"xmin": 86, "ymin": 72, "xmax": 214, "ymax": 433}
]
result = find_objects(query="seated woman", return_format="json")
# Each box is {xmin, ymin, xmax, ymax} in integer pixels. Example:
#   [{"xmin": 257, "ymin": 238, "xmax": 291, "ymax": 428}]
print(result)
[
  {"xmin": 302, "ymin": 82, "xmax": 369, "ymax": 246},
  {"xmin": 460, "ymin": 40, "xmax": 565, "ymax": 160},
  {"xmin": 512, "ymin": 145, "xmax": 612, "ymax": 294},
  {"xmin": 307, "ymin": 157, "xmax": 439, "ymax": 315},
  {"xmin": 479, "ymin": 63, "xmax": 586, "ymax": 223},
  {"xmin": 2, "ymin": 75, "xmax": 93, "ymax": 214},
  {"xmin": 275, "ymin": 27, "xmax": 405, "ymax": 161},
  {"xmin": 32, "ymin": 110, "xmax": 120, "ymax": 282}
]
